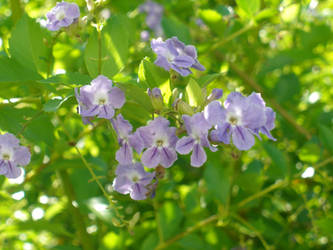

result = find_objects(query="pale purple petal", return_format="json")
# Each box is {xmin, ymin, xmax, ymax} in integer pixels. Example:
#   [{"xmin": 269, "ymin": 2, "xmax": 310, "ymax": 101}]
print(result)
[
  {"xmin": 128, "ymin": 131, "xmax": 145, "ymax": 154},
  {"xmin": 210, "ymin": 123, "xmax": 231, "ymax": 144},
  {"xmin": 191, "ymin": 143, "xmax": 207, "ymax": 167},
  {"xmin": 231, "ymin": 126, "xmax": 255, "ymax": 151},
  {"xmin": 5, "ymin": 162, "xmax": 21, "ymax": 179},
  {"xmin": 204, "ymin": 100, "xmax": 226, "ymax": 126},
  {"xmin": 97, "ymin": 105, "xmax": 115, "ymax": 119},
  {"xmin": 13, "ymin": 146, "xmax": 31, "ymax": 166},
  {"xmin": 109, "ymin": 87, "xmax": 125, "ymax": 109},
  {"xmin": 141, "ymin": 147, "xmax": 160, "ymax": 168},
  {"xmin": 173, "ymin": 55, "xmax": 195, "ymax": 68},
  {"xmin": 130, "ymin": 183, "xmax": 148, "ymax": 200},
  {"xmin": 113, "ymin": 176, "xmax": 131, "ymax": 194},
  {"xmin": 159, "ymin": 147, "xmax": 177, "ymax": 168},
  {"xmin": 175, "ymin": 136, "xmax": 195, "ymax": 155},
  {"xmin": 116, "ymin": 143, "xmax": 133, "ymax": 165}
]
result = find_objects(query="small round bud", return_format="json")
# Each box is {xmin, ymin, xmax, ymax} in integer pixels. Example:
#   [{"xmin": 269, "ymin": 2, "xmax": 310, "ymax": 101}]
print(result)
[{"xmin": 148, "ymin": 87, "xmax": 164, "ymax": 112}]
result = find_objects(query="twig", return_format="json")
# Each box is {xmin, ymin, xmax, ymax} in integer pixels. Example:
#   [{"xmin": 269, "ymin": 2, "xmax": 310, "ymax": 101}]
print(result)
[
  {"xmin": 155, "ymin": 215, "xmax": 218, "ymax": 250},
  {"xmin": 236, "ymin": 180, "xmax": 287, "ymax": 208},
  {"xmin": 232, "ymin": 213, "xmax": 271, "ymax": 250}
]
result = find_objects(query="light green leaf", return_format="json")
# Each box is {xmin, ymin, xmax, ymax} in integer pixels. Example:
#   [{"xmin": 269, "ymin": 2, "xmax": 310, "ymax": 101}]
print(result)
[
  {"xmin": 185, "ymin": 78, "xmax": 204, "ymax": 107},
  {"xmin": 158, "ymin": 201, "xmax": 183, "ymax": 239},
  {"xmin": 319, "ymin": 125, "xmax": 333, "ymax": 153},
  {"xmin": 204, "ymin": 163, "xmax": 231, "ymax": 205},
  {"xmin": 43, "ymin": 95, "xmax": 73, "ymax": 113},
  {"xmin": 236, "ymin": 0, "xmax": 260, "ymax": 17},
  {"xmin": 161, "ymin": 16, "xmax": 191, "ymax": 44},
  {"xmin": 84, "ymin": 15, "xmax": 130, "ymax": 78},
  {"xmin": 138, "ymin": 57, "xmax": 169, "ymax": 89},
  {"xmin": 197, "ymin": 73, "xmax": 221, "ymax": 87},
  {"xmin": 9, "ymin": 14, "xmax": 49, "ymax": 75},
  {"xmin": 263, "ymin": 142, "xmax": 288, "ymax": 179},
  {"xmin": 39, "ymin": 72, "xmax": 92, "ymax": 86}
]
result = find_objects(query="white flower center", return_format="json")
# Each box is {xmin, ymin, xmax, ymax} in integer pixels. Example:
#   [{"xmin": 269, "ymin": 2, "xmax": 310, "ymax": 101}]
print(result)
[
  {"xmin": 1, "ymin": 147, "xmax": 13, "ymax": 161},
  {"xmin": 93, "ymin": 92, "xmax": 109, "ymax": 105},
  {"xmin": 227, "ymin": 107, "xmax": 242, "ymax": 126},
  {"xmin": 56, "ymin": 9, "xmax": 66, "ymax": 20},
  {"xmin": 127, "ymin": 171, "xmax": 141, "ymax": 183}
]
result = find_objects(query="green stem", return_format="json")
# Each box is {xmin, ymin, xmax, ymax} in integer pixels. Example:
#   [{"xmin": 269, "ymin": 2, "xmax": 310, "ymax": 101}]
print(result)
[
  {"xmin": 236, "ymin": 180, "xmax": 287, "ymax": 208},
  {"xmin": 9, "ymin": 0, "xmax": 23, "ymax": 24},
  {"xmin": 232, "ymin": 213, "xmax": 271, "ymax": 250},
  {"xmin": 58, "ymin": 170, "xmax": 95, "ymax": 250},
  {"xmin": 155, "ymin": 215, "xmax": 218, "ymax": 250},
  {"xmin": 208, "ymin": 23, "xmax": 253, "ymax": 52},
  {"xmin": 97, "ymin": 27, "xmax": 102, "ymax": 75}
]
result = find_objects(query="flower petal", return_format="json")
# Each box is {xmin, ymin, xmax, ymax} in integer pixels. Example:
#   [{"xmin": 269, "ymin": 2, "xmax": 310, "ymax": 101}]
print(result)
[
  {"xmin": 176, "ymin": 136, "xmax": 195, "ymax": 155},
  {"xmin": 191, "ymin": 143, "xmax": 207, "ymax": 167},
  {"xmin": 116, "ymin": 143, "xmax": 133, "ymax": 165},
  {"xmin": 159, "ymin": 147, "xmax": 177, "ymax": 168},
  {"xmin": 141, "ymin": 147, "xmax": 160, "ymax": 168},
  {"xmin": 109, "ymin": 87, "xmax": 125, "ymax": 109},
  {"xmin": 231, "ymin": 126, "xmax": 255, "ymax": 151}
]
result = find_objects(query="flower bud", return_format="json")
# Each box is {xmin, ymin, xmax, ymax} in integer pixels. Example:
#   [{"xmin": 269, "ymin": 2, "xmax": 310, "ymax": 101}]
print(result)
[
  {"xmin": 174, "ymin": 99, "xmax": 194, "ymax": 115},
  {"xmin": 148, "ymin": 87, "xmax": 164, "ymax": 112},
  {"xmin": 207, "ymin": 88, "xmax": 223, "ymax": 102}
]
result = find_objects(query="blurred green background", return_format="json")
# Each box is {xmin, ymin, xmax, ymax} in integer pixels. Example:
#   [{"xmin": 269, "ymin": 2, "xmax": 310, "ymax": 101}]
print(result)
[{"xmin": 0, "ymin": 0, "xmax": 333, "ymax": 249}]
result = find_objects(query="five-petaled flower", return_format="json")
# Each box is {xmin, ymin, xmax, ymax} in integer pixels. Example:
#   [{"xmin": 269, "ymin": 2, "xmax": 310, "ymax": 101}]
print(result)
[
  {"xmin": 151, "ymin": 37, "xmax": 205, "ymax": 76},
  {"xmin": 75, "ymin": 75, "xmax": 125, "ymax": 121},
  {"xmin": 176, "ymin": 113, "xmax": 217, "ymax": 167},
  {"xmin": 113, "ymin": 162, "xmax": 155, "ymax": 200},
  {"xmin": 205, "ymin": 92, "xmax": 276, "ymax": 151},
  {"xmin": 111, "ymin": 114, "xmax": 144, "ymax": 165},
  {"xmin": 46, "ymin": 1, "xmax": 80, "ymax": 31},
  {"xmin": 139, "ymin": 117, "xmax": 178, "ymax": 168},
  {"xmin": 0, "ymin": 133, "xmax": 31, "ymax": 179}
]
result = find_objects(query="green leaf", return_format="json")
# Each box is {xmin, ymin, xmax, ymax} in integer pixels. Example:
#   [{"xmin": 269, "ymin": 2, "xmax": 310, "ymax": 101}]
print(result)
[
  {"xmin": 9, "ymin": 14, "xmax": 49, "ymax": 75},
  {"xmin": 158, "ymin": 201, "xmax": 183, "ymax": 240},
  {"xmin": 0, "ymin": 56, "xmax": 42, "ymax": 83},
  {"xmin": 85, "ymin": 197, "xmax": 114, "ymax": 225},
  {"xmin": 185, "ymin": 78, "xmax": 204, "ymax": 107},
  {"xmin": 318, "ymin": 125, "xmax": 333, "ymax": 153},
  {"xmin": 274, "ymin": 74, "xmax": 300, "ymax": 103},
  {"xmin": 0, "ymin": 107, "xmax": 36, "ymax": 134},
  {"xmin": 38, "ymin": 72, "xmax": 92, "ymax": 86},
  {"xmin": 84, "ymin": 15, "xmax": 130, "ymax": 78},
  {"xmin": 23, "ymin": 113, "xmax": 55, "ymax": 147},
  {"xmin": 263, "ymin": 142, "xmax": 288, "ymax": 179},
  {"xmin": 198, "ymin": 9, "xmax": 225, "ymax": 36},
  {"xmin": 314, "ymin": 216, "xmax": 333, "ymax": 236},
  {"xmin": 43, "ymin": 95, "xmax": 73, "ymax": 112},
  {"xmin": 204, "ymin": 163, "xmax": 231, "ymax": 205},
  {"xmin": 197, "ymin": 73, "xmax": 221, "ymax": 87},
  {"xmin": 161, "ymin": 16, "xmax": 191, "ymax": 44},
  {"xmin": 138, "ymin": 57, "xmax": 169, "ymax": 89},
  {"xmin": 236, "ymin": 0, "xmax": 260, "ymax": 17},
  {"xmin": 298, "ymin": 142, "xmax": 321, "ymax": 164}
]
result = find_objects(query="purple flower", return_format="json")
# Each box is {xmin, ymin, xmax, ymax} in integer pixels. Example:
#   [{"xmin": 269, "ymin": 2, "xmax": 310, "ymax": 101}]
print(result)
[
  {"xmin": 148, "ymin": 87, "xmax": 164, "ymax": 111},
  {"xmin": 75, "ymin": 75, "xmax": 125, "ymax": 120},
  {"xmin": 0, "ymin": 133, "xmax": 31, "ymax": 179},
  {"xmin": 151, "ymin": 37, "xmax": 205, "ymax": 77},
  {"xmin": 176, "ymin": 113, "xmax": 216, "ymax": 167},
  {"xmin": 138, "ymin": 117, "xmax": 178, "ymax": 168},
  {"xmin": 207, "ymin": 88, "xmax": 223, "ymax": 102},
  {"xmin": 141, "ymin": 30, "xmax": 150, "ymax": 42},
  {"xmin": 111, "ymin": 114, "xmax": 144, "ymax": 165},
  {"xmin": 205, "ymin": 92, "xmax": 275, "ymax": 151},
  {"xmin": 139, "ymin": 1, "xmax": 163, "ymax": 36},
  {"xmin": 112, "ymin": 162, "xmax": 155, "ymax": 200},
  {"xmin": 46, "ymin": 1, "xmax": 80, "ymax": 31}
]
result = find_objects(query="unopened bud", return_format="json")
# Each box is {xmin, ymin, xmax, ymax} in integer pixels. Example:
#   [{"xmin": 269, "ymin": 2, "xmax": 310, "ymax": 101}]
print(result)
[
  {"xmin": 85, "ymin": 0, "xmax": 95, "ymax": 11},
  {"xmin": 174, "ymin": 99, "xmax": 194, "ymax": 115},
  {"xmin": 207, "ymin": 88, "xmax": 223, "ymax": 102},
  {"xmin": 148, "ymin": 88, "xmax": 164, "ymax": 112}
]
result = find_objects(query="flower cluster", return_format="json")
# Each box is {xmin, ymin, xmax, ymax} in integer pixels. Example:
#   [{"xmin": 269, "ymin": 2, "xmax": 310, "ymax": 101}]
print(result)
[
  {"xmin": 139, "ymin": 0, "xmax": 164, "ymax": 39},
  {"xmin": 151, "ymin": 37, "xmax": 205, "ymax": 76},
  {"xmin": 46, "ymin": 1, "xmax": 80, "ymax": 31},
  {"xmin": 0, "ymin": 133, "xmax": 31, "ymax": 179},
  {"xmin": 71, "ymin": 34, "xmax": 276, "ymax": 201}
]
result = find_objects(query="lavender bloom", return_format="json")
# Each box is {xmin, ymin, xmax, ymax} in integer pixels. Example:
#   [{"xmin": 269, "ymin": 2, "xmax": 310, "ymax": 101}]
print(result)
[
  {"xmin": 139, "ymin": 0, "xmax": 164, "ymax": 36},
  {"xmin": 75, "ymin": 75, "xmax": 125, "ymax": 121},
  {"xmin": 112, "ymin": 162, "xmax": 155, "ymax": 200},
  {"xmin": 141, "ymin": 30, "xmax": 150, "ymax": 42},
  {"xmin": 46, "ymin": 1, "xmax": 80, "ymax": 31},
  {"xmin": 111, "ymin": 114, "xmax": 144, "ymax": 165},
  {"xmin": 176, "ymin": 113, "xmax": 217, "ymax": 167},
  {"xmin": 151, "ymin": 37, "xmax": 205, "ymax": 77},
  {"xmin": 207, "ymin": 88, "xmax": 223, "ymax": 102},
  {"xmin": 148, "ymin": 87, "xmax": 164, "ymax": 111},
  {"xmin": 205, "ymin": 92, "xmax": 275, "ymax": 151},
  {"xmin": 0, "ymin": 133, "xmax": 31, "ymax": 179},
  {"xmin": 139, "ymin": 117, "xmax": 178, "ymax": 168}
]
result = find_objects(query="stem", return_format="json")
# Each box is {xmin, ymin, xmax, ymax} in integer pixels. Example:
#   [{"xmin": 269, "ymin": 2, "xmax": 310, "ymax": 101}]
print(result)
[
  {"xmin": 9, "ymin": 0, "xmax": 23, "ymax": 23},
  {"xmin": 153, "ymin": 199, "xmax": 164, "ymax": 244},
  {"xmin": 58, "ymin": 170, "xmax": 95, "ymax": 250},
  {"xmin": 155, "ymin": 215, "xmax": 218, "ymax": 250},
  {"xmin": 209, "ymin": 23, "xmax": 253, "ymax": 52},
  {"xmin": 232, "ymin": 213, "xmax": 271, "ymax": 250},
  {"xmin": 97, "ymin": 27, "xmax": 102, "ymax": 75},
  {"xmin": 236, "ymin": 180, "xmax": 287, "ymax": 208}
]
